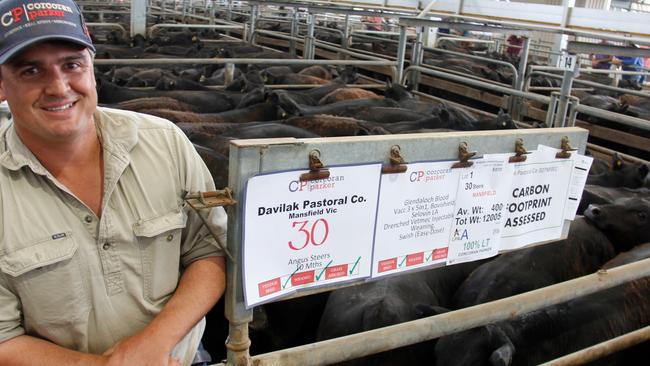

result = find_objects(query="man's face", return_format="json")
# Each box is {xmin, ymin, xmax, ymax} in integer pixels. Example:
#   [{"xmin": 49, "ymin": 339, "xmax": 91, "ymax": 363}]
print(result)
[{"xmin": 0, "ymin": 41, "xmax": 97, "ymax": 145}]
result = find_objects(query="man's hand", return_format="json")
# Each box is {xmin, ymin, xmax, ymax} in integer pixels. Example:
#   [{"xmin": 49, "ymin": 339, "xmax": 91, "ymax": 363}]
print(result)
[{"xmin": 102, "ymin": 332, "xmax": 181, "ymax": 366}]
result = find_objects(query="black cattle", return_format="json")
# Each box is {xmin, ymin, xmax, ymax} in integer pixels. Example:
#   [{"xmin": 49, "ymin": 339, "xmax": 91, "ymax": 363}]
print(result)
[
  {"xmin": 221, "ymin": 123, "xmax": 320, "ymax": 139},
  {"xmin": 586, "ymin": 161, "xmax": 649, "ymax": 188},
  {"xmin": 435, "ymin": 276, "xmax": 650, "ymax": 366},
  {"xmin": 588, "ymin": 152, "xmax": 624, "ymax": 175},
  {"xmin": 125, "ymin": 68, "xmax": 175, "ymax": 87},
  {"xmin": 250, "ymin": 292, "xmax": 330, "ymax": 355},
  {"xmin": 316, "ymin": 260, "xmax": 486, "ymax": 366},
  {"xmin": 452, "ymin": 217, "xmax": 616, "ymax": 308},
  {"xmin": 603, "ymin": 242, "xmax": 650, "ymax": 269},
  {"xmin": 383, "ymin": 83, "xmax": 443, "ymax": 114},
  {"xmin": 154, "ymin": 76, "xmax": 213, "ymax": 91},
  {"xmin": 282, "ymin": 115, "xmax": 390, "ymax": 136},
  {"xmin": 318, "ymin": 88, "xmax": 380, "ymax": 105},
  {"xmin": 193, "ymin": 144, "xmax": 229, "ymax": 189},
  {"xmin": 273, "ymin": 93, "xmax": 400, "ymax": 118},
  {"xmin": 577, "ymin": 185, "xmax": 650, "ymax": 214},
  {"xmin": 96, "ymin": 78, "xmax": 238, "ymax": 113},
  {"xmin": 113, "ymin": 97, "xmax": 202, "ymax": 114},
  {"xmin": 584, "ymin": 197, "xmax": 650, "ymax": 251}
]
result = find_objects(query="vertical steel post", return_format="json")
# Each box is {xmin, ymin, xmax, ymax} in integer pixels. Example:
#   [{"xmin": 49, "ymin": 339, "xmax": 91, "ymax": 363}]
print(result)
[
  {"xmin": 408, "ymin": 27, "xmax": 424, "ymax": 87},
  {"xmin": 343, "ymin": 14, "xmax": 350, "ymax": 49},
  {"xmin": 248, "ymin": 4, "xmax": 258, "ymax": 44},
  {"xmin": 304, "ymin": 14, "xmax": 316, "ymax": 59},
  {"xmin": 553, "ymin": 57, "xmax": 579, "ymax": 127},
  {"xmin": 395, "ymin": 25, "xmax": 408, "ymax": 84},
  {"xmin": 290, "ymin": 9, "xmax": 298, "ymax": 57},
  {"xmin": 511, "ymin": 37, "xmax": 530, "ymax": 121},
  {"xmin": 130, "ymin": 0, "xmax": 147, "ymax": 39}
]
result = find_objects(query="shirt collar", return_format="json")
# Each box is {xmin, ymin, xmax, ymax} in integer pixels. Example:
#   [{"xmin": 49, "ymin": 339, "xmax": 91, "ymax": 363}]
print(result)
[{"xmin": 0, "ymin": 106, "xmax": 139, "ymax": 173}]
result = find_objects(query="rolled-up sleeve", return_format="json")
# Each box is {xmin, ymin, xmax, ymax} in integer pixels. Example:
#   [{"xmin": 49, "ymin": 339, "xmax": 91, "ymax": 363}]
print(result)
[
  {"xmin": 173, "ymin": 128, "xmax": 227, "ymax": 268},
  {"xmin": 0, "ymin": 270, "xmax": 25, "ymax": 343}
]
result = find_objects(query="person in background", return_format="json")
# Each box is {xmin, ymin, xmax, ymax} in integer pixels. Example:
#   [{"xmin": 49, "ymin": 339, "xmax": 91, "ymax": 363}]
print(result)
[
  {"xmin": 0, "ymin": 0, "xmax": 227, "ymax": 365},
  {"xmin": 590, "ymin": 40, "xmax": 615, "ymax": 70},
  {"xmin": 615, "ymin": 54, "xmax": 645, "ymax": 84},
  {"xmin": 363, "ymin": 15, "xmax": 384, "ymax": 31},
  {"xmin": 506, "ymin": 34, "xmax": 524, "ymax": 57}
]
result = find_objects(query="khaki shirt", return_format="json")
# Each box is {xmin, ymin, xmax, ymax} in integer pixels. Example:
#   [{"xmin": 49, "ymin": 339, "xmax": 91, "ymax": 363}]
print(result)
[{"xmin": 0, "ymin": 107, "xmax": 226, "ymax": 364}]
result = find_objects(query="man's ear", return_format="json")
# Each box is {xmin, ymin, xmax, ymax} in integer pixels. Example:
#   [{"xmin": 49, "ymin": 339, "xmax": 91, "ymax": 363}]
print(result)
[{"xmin": 0, "ymin": 70, "xmax": 6, "ymax": 102}]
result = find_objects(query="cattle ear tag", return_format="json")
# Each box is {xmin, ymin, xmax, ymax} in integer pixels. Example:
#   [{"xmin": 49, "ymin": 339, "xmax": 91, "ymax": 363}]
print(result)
[
  {"xmin": 381, "ymin": 145, "xmax": 408, "ymax": 174},
  {"xmin": 451, "ymin": 142, "xmax": 477, "ymax": 169},
  {"xmin": 300, "ymin": 150, "xmax": 330, "ymax": 181},
  {"xmin": 555, "ymin": 136, "xmax": 577, "ymax": 159},
  {"xmin": 508, "ymin": 138, "xmax": 529, "ymax": 163}
]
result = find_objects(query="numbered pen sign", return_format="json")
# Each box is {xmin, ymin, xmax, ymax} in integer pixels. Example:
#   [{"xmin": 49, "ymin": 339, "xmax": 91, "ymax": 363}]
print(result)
[
  {"xmin": 372, "ymin": 161, "xmax": 460, "ymax": 278},
  {"xmin": 242, "ymin": 164, "xmax": 382, "ymax": 307}
]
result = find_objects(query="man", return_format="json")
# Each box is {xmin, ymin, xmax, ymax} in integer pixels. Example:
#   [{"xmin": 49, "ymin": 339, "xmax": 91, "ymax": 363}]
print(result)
[{"xmin": 0, "ymin": 0, "xmax": 227, "ymax": 365}]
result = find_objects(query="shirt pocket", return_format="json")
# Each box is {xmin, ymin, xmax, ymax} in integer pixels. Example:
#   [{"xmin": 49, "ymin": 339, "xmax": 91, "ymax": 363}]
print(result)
[
  {"xmin": 134, "ymin": 210, "xmax": 186, "ymax": 303},
  {"xmin": 0, "ymin": 232, "xmax": 90, "ymax": 325}
]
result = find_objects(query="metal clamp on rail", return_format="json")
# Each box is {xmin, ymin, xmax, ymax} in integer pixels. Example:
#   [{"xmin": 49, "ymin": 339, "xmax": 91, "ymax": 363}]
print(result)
[
  {"xmin": 300, "ymin": 150, "xmax": 330, "ymax": 181},
  {"xmin": 509, "ymin": 138, "xmax": 530, "ymax": 163},
  {"xmin": 184, "ymin": 188, "xmax": 237, "ymax": 261},
  {"xmin": 451, "ymin": 142, "xmax": 476, "ymax": 169},
  {"xmin": 556, "ymin": 136, "xmax": 577, "ymax": 159},
  {"xmin": 381, "ymin": 145, "xmax": 408, "ymax": 174}
]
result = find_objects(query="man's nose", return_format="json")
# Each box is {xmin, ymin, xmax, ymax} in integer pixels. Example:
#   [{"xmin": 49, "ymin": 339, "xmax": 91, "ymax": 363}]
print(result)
[{"xmin": 44, "ymin": 69, "xmax": 70, "ymax": 96}]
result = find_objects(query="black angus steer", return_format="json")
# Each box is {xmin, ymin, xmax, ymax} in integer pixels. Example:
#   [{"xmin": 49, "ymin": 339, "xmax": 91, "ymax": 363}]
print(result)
[
  {"xmin": 435, "ymin": 276, "xmax": 650, "ymax": 366},
  {"xmin": 584, "ymin": 197, "xmax": 650, "ymax": 251},
  {"xmin": 316, "ymin": 260, "xmax": 486, "ymax": 366},
  {"xmin": 452, "ymin": 216, "xmax": 617, "ymax": 308}
]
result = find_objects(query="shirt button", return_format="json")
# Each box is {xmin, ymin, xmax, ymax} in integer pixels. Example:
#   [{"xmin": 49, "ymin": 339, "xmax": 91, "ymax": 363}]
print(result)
[
  {"xmin": 102, "ymin": 243, "xmax": 111, "ymax": 250},
  {"xmin": 166, "ymin": 234, "xmax": 174, "ymax": 241},
  {"xmin": 84, "ymin": 215, "xmax": 93, "ymax": 223}
]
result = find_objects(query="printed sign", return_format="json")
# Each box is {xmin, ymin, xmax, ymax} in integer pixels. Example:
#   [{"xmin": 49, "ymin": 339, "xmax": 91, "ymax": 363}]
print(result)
[
  {"xmin": 243, "ymin": 164, "xmax": 382, "ymax": 307},
  {"xmin": 372, "ymin": 161, "xmax": 460, "ymax": 277},
  {"xmin": 498, "ymin": 148, "xmax": 574, "ymax": 250},
  {"xmin": 446, "ymin": 158, "xmax": 512, "ymax": 264}
]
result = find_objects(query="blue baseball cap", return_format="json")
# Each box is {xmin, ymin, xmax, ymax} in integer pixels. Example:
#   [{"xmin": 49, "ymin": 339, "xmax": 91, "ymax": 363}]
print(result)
[{"xmin": 0, "ymin": 0, "xmax": 95, "ymax": 64}]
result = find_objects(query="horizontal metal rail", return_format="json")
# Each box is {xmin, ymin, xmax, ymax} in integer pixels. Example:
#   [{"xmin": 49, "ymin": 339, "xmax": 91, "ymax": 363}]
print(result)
[
  {"xmin": 533, "ymin": 65, "xmax": 650, "ymax": 77},
  {"xmin": 539, "ymin": 325, "xmax": 650, "ymax": 366},
  {"xmin": 148, "ymin": 23, "xmax": 245, "ymax": 38},
  {"xmin": 434, "ymin": 36, "xmax": 495, "ymax": 47},
  {"xmin": 404, "ymin": 65, "xmax": 532, "ymax": 103},
  {"xmin": 94, "ymin": 57, "xmax": 395, "ymax": 67},
  {"xmin": 212, "ymin": 257, "xmax": 650, "ymax": 366},
  {"xmin": 422, "ymin": 45, "xmax": 519, "ymax": 89},
  {"xmin": 526, "ymin": 69, "xmax": 650, "ymax": 99},
  {"xmin": 86, "ymin": 22, "xmax": 128, "ymax": 39}
]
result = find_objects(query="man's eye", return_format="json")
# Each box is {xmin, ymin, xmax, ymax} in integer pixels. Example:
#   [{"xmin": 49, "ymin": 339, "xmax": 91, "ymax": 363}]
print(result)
[
  {"xmin": 21, "ymin": 67, "xmax": 40, "ymax": 76},
  {"xmin": 64, "ymin": 62, "xmax": 81, "ymax": 70}
]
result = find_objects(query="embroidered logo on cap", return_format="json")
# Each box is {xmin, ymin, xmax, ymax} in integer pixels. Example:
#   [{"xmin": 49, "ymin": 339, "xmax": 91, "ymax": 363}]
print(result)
[{"xmin": 1, "ymin": 2, "xmax": 75, "ymax": 28}]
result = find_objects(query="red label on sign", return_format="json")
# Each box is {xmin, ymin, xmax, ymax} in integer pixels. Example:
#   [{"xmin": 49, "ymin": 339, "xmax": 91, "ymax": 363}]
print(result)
[
  {"xmin": 406, "ymin": 252, "xmax": 424, "ymax": 266},
  {"xmin": 325, "ymin": 264, "xmax": 348, "ymax": 280},
  {"xmin": 258, "ymin": 277, "xmax": 281, "ymax": 297},
  {"xmin": 378, "ymin": 258, "xmax": 397, "ymax": 273},
  {"xmin": 291, "ymin": 270, "xmax": 315, "ymax": 286},
  {"xmin": 432, "ymin": 247, "xmax": 448, "ymax": 260}
]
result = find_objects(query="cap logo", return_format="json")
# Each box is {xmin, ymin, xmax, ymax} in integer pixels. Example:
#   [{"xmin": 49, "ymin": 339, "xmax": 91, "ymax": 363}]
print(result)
[{"xmin": 2, "ymin": 2, "xmax": 74, "ymax": 28}]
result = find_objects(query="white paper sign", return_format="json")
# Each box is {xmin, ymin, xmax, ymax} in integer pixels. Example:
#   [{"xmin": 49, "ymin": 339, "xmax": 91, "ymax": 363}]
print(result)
[
  {"xmin": 499, "ymin": 148, "xmax": 574, "ymax": 250},
  {"xmin": 243, "ymin": 164, "xmax": 382, "ymax": 307},
  {"xmin": 566, "ymin": 153, "xmax": 593, "ymax": 219},
  {"xmin": 372, "ymin": 161, "xmax": 460, "ymax": 277},
  {"xmin": 446, "ymin": 159, "xmax": 511, "ymax": 265}
]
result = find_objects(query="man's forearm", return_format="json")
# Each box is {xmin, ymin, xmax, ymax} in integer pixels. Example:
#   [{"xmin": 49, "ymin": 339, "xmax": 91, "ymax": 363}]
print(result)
[
  {"xmin": 0, "ymin": 335, "xmax": 106, "ymax": 366},
  {"xmin": 140, "ymin": 256, "xmax": 227, "ymax": 352}
]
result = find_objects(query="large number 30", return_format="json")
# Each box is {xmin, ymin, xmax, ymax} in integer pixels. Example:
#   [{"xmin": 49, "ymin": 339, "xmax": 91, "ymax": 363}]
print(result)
[{"xmin": 288, "ymin": 219, "xmax": 330, "ymax": 250}]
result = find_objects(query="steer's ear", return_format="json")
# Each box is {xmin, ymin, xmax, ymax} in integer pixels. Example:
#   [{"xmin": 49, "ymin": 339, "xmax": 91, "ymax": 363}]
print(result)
[
  {"xmin": 486, "ymin": 325, "xmax": 515, "ymax": 366},
  {"xmin": 639, "ymin": 164, "xmax": 650, "ymax": 178}
]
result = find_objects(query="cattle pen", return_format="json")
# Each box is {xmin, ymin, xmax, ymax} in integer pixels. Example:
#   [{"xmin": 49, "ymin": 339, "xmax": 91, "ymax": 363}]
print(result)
[{"xmin": 25, "ymin": 0, "xmax": 650, "ymax": 364}]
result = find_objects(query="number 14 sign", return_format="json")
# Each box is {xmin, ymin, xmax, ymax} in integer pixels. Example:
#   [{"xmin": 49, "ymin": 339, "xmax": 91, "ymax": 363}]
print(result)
[{"xmin": 242, "ymin": 164, "xmax": 382, "ymax": 307}]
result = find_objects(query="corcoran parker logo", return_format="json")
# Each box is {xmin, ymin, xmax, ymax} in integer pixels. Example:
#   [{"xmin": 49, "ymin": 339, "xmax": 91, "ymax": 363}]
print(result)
[
  {"xmin": 288, "ymin": 175, "xmax": 345, "ymax": 193},
  {"xmin": 1, "ymin": 2, "xmax": 74, "ymax": 27}
]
